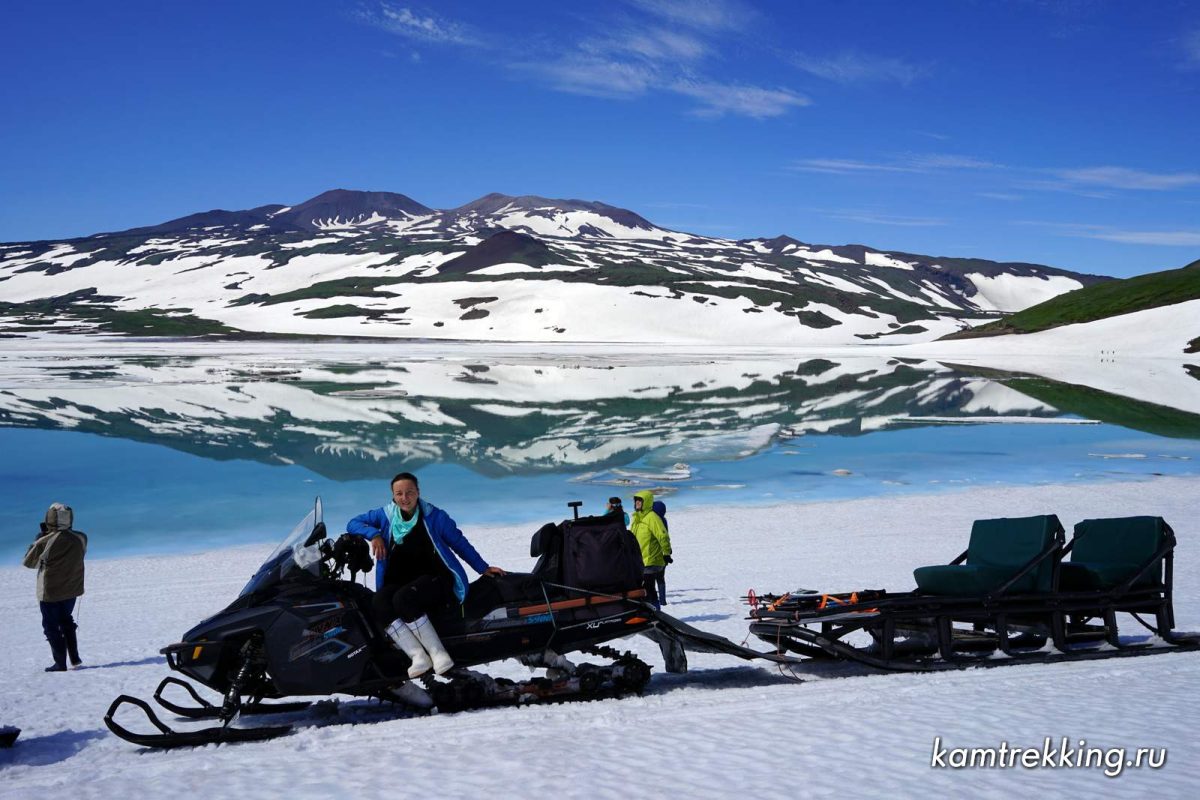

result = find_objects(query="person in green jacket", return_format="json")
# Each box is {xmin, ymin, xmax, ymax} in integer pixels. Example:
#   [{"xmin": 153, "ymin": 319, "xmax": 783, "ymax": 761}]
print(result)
[{"xmin": 630, "ymin": 490, "xmax": 671, "ymax": 608}]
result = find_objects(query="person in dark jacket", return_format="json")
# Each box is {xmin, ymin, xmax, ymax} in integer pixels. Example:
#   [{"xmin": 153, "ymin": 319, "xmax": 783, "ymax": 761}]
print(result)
[
  {"xmin": 347, "ymin": 472, "xmax": 505, "ymax": 678},
  {"xmin": 23, "ymin": 503, "xmax": 87, "ymax": 672},
  {"xmin": 652, "ymin": 500, "xmax": 672, "ymax": 605},
  {"xmin": 606, "ymin": 496, "xmax": 630, "ymax": 528}
]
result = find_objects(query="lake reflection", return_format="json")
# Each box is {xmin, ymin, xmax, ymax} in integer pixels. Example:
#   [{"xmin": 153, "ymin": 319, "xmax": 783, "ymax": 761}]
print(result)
[{"xmin": 1, "ymin": 348, "xmax": 1198, "ymax": 561}]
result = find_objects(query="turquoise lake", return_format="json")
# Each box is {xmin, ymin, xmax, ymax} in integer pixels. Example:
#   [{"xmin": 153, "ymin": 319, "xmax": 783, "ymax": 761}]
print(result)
[{"xmin": 2, "ymin": 347, "xmax": 1198, "ymax": 562}]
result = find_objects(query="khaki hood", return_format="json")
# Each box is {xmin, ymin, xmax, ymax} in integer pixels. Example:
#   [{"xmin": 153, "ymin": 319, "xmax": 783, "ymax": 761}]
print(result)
[{"xmin": 44, "ymin": 502, "xmax": 73, "ymax": 532}]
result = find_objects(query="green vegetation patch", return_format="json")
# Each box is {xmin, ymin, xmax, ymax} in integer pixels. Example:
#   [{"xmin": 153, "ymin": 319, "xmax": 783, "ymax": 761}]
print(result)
[
  {"xmin": 1006, "ymin": 375, "xmax": 1200, "ymax": 439},
  {"xmin": 453, "ymin": 297, "xmax": 498, "ymax": 308},
  {"xmin": 229, "ymin": 276, "xmax": 401, "ymax": 307},
  {"xmin": 0, "ymin": 290, "xmax": 239, "ymax": 337},
  {"xmin": 856, "ymin": 324, "xmax": 929, "ymax": 340},
  {"xmin": 299, "ymin": 304, "xmax": 404, "ymax": 320},
  {"xmin": 945, "ymin": 260, "xmax": 1200, "ymax": 340}
]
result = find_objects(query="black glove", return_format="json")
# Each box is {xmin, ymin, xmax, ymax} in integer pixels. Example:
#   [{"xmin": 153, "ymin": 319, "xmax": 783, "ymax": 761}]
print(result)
[{"xmin": 663, "ymin": 555, "xmax": 673, "ymax": 565}]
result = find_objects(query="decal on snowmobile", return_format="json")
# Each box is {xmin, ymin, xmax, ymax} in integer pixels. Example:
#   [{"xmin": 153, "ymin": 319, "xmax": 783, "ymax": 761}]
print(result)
[
  {"xmin": 294, "ymin": 601, "xmax": 346, "ymax": 612},
  {"xmin": 586, "ymin": 618, "xmax": 619, "ymax": 630},
  {"xmin": 289, "ymin": 627, "xmax": 351, "ymax": 662}
]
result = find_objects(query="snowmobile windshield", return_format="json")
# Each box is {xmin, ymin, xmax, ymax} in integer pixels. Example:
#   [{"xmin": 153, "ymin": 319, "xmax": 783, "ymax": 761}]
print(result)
[{"xmin": 238, "ymin": 498, "xmax": 326, "ymax": 597}]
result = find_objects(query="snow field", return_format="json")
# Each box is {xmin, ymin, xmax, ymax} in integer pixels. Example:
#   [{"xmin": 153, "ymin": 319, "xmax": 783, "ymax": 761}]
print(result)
[{"xmin": 2, "ymin": 476, "xmax": 1199, "ymax": 798}]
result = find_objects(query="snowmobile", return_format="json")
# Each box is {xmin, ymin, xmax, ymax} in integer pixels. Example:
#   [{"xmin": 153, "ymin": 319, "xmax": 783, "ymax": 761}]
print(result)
[
  {"xmin": 105, "ymin": 498, "xmax": 780, "ymax": 748},
  {"xmin": 746, "ymin": 514, "xmax": 1199, "ymax": 672}
]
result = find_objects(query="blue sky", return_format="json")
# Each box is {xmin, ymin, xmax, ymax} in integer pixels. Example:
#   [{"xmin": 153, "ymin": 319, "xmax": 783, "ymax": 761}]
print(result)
[{"xmin": 1, "ymin": 0, "xmax": 1197, "ymax": 277}]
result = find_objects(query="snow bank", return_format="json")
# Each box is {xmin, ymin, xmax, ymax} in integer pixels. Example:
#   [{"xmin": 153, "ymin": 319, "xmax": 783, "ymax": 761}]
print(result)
[{"xmin": 966, "ymin": 273, "xmax": 1084, "ymax": 312}]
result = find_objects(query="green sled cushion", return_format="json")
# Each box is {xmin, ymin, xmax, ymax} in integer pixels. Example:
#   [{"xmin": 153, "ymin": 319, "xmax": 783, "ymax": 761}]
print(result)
[
  {"xmin": 913, "ymin": 564, "xmax": 1014, "ymax": 596},
  {"xmin": 1068, "ymin": 517, "xmax": 1166, "ymax": 589},
  {"xmin": 913, "ymin": 515, "xmax": 1063, "ymax": 595},
  {"xmin": 1059, "ymin": 561, "xmax": 1144, "ymax": 591}
]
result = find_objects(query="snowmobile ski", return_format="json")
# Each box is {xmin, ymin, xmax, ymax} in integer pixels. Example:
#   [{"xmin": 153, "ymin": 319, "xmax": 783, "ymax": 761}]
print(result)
[
  {"xmin": 154, "ymin": 676, "xmax": 311, "ymax": 719},
  {"xmin": 104, "ymin": 694, "xmax": 293, "ymax": 749}
]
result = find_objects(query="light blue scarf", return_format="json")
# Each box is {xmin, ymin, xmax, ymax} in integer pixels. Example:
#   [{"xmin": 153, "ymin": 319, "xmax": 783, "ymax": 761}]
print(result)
[{"xmin": 385, "ymin": 502, "xmax": 420, "ymax": 544}]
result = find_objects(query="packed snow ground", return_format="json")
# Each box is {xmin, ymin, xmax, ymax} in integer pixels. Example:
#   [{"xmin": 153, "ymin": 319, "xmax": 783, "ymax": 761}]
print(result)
[{"xmin": 2, "ymin": 476, "xmax": 1199, "ymax": 798}]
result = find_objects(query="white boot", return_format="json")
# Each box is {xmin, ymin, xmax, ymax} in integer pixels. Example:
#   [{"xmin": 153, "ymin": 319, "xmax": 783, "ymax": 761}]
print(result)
[
  {"xmin": 386, "ymin": 618, "xmax": 432, "ymax": 679},
  {"xmin": 409, "ymin": 615, "xmax": 455, "ymax": 675}
]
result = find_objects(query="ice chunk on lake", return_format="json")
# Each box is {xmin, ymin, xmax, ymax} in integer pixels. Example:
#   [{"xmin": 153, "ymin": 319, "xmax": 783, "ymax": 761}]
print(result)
[{"xmin": 646, "ymin": 424, "xmax": 778, "ymax": 464}]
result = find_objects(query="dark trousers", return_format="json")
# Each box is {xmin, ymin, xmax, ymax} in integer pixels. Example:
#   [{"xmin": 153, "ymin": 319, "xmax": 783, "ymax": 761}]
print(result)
[
  {"xmin": 40, "ymin": 598, "xmax": 79, "ymax": 665},
  {"xmin": 642, "ymin": 566, "xmax": 664, "ymax": 609},
  {"xmin": 656, "ymin": 567, "xmax": 667, "ymax": 605},
  {"xmin": 373, "ymin": 574, "xmax": 454, "ymax": 627}
]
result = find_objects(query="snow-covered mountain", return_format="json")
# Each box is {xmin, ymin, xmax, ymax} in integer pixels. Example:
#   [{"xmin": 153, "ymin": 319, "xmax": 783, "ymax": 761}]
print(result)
[{"xmin": 0, "ymin": 189, "xmax": 1108, "ymax": 343}]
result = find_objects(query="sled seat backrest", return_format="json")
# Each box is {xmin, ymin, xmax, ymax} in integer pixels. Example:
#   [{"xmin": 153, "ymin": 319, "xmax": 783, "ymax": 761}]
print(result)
[
  {"xmin": 528, "ymin": 515, "xmax": 643, "ymax": 593},
  {"xmin": 561, "ymin": 515, "xmax": 644, "ymax": 593},
  {"xmin": 1059, "ymin": 516, "xmax": 1172, "ymax": 592},
  {"xmin": 913, "ymin": 515, "xmax": 1064, "ymax": 596}
]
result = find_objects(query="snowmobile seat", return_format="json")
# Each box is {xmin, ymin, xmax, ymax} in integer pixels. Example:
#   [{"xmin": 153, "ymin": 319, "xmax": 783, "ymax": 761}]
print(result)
[
  {"xmin": 1059, "ymin": 517, "xmax": 1172, "ymax": 592},
  {"xmin": 455, "ymin": 572, "xmax": 549, "ymax": 621},
  {"xmin": 913, "ymin": 515, "xmax": 1064, "ymax": 597}
]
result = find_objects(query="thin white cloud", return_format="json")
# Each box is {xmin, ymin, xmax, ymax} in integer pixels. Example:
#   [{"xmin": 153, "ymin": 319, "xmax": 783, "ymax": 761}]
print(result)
[
  {"xmin": 825, "ymin": 210, "xmax": 948, "ymax": 227},
  {"xmin": 1083, "ymin": 229, "xmax": 1200, "ymax": 246},
  {"xmin": 358, "ymin": 1, "xmax": 805, "ymax": 120},
  {"xmin": 978, "ymin": 192, "xmax": 1024, "ymax": 201},
  {"xmin": 790, "ymin": 153, "xmax": 1000, "ymax": 174},
  {"xmin": 1013, "ymin": 178, "xmax": 1114, "ymax": 199},
  {"xmin": 672, "ymin": 80, "xmax": 810, "ymax": 118},
  {"xmin": 1021, "ymin": 221, "xmax": 1200, "ymax": 246},
  {"xmin": 791, "ymin": 158, "xmax": 920, "ymax": 174},
  {"xmin": 623, "ymin": 0, "xmax": 754, "ymax": 31},
  {"xmin": 521, "ymin": 11, "xmax": 807, "ymax": 119},
  {"xmin": 358, "ymin": 4, "xmax": 479, "ymax": 46},
  {"xmin": 791, "ymin": 51, "xmax": 929, "ymax": 86},
  {"xmin": 520, "ymin": 55, "xmax": 658, "ymax": 99},
  {"xmin": 518, "ymin": 55, "xmax": 809, "ymax": 119},
  {"xmin": 1182, "ymin": 28, "xmax": 1200, "ymax": 68},
  {"xmin": 905, "ymin": 154, "xmax": 1003, "ymax": 170},
  {"xmin": 585, "ymin": 28, "xmax": 709, "ymax": 62},
  {"xmin": 1053, "ymin": 166, "xmax": 1200, "ymax": 191}
]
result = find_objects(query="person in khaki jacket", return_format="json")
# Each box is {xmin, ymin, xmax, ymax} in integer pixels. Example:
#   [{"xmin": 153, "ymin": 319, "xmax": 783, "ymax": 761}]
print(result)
[{"xmin": 23, "ymin": 503, "xmax": 87, "ymax": 671}]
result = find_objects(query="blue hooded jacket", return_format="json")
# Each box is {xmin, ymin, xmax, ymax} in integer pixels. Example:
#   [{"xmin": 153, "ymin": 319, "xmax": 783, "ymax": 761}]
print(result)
[
  {"xmin": 346, "ymin": 499, "xmax": 489, "ymax": 602},
  {"xmin": 652, "ymin": 500, "xmax": 669, "ymax": 532}
]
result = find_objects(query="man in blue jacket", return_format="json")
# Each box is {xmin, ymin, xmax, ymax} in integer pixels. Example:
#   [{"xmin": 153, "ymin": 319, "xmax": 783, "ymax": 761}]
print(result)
[{"xmin": 347, "ymin": 472, "xmax": 506, "ymax": 678}]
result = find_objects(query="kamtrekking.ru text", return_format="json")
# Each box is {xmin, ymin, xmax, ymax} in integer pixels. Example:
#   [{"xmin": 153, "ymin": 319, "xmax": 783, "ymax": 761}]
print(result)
[{"xmin": 930, "ymin": 736, "xmax": 1166, "ymax": 778}]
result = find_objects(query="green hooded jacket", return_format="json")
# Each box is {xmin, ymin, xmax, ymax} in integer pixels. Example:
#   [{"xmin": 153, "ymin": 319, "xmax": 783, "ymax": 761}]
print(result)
[{"xmin": 630, "ymin": 490, "xmax": 672, "ymax": 568}]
